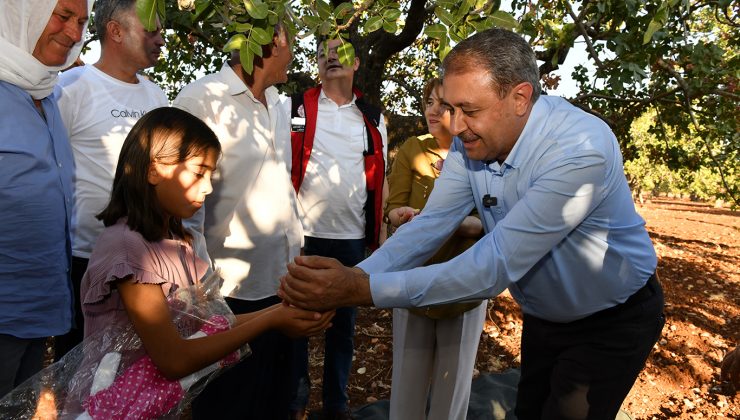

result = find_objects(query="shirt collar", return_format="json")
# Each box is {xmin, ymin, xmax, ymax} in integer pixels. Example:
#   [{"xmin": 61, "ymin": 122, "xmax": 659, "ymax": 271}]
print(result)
[
  {"xmin": 417, "ymin": 134, "xmax": 446, "ymax": 159},
  {"xmin": 319, "ymin": 87, "xmax": 357, "ymax": 107},
  {"xmin": 221, "ymin": 63, "xmax": 279, "ymax": 107}
]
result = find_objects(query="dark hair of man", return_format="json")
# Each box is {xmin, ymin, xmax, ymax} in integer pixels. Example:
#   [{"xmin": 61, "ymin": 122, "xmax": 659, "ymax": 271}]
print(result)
[
  {"xmin": 421, "ymin": 77, "xmax": 442, "ymax": 112},
  {"xmin": 228, "ymin": 22, "xmax": 287, "ymax": 85},
  {"xmin": 97, "ymin": 107, "xmax": 222, "ymax": 243},
  {"xmin": 94, "ymin": 0, "xmax": 136, "ymax": 43},
  {"xmin": 442, "ymin": 28, "xmax": 541, "ymax": 102}
]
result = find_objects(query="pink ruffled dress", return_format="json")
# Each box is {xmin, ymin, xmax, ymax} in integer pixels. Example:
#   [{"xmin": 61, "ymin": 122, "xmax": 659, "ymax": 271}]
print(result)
[{"xmin": 81, "ymin": 218, "xmax": 210, "ymax": 338}]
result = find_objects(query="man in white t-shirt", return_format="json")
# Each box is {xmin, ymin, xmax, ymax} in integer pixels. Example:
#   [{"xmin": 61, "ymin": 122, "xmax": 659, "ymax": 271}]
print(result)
[
  {"xmin": 287, "ymin": 38, "xmax": 388, "ymax": 420},
  {"xmin": 54, "ymin": 0, "xmax": 167, "ymax": 360}
]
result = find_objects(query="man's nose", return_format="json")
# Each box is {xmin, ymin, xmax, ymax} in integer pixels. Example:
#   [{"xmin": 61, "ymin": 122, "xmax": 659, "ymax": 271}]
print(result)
[
  {"xmin": 449, "ymin": 111, "xmax": 466, "ymax": 136},
  {"xmin": 66, "ymin": 21, "xmax": 84, "ymax": 44},
  {"xmin": 154, "ymin": 31, "xmax": 165, "ymax": 48}
]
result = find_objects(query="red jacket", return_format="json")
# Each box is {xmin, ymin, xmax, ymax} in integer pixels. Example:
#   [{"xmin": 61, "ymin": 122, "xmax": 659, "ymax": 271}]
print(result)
[{"xmin": 290, "ymin": 86, "xmax": 385, "ymax": 250}]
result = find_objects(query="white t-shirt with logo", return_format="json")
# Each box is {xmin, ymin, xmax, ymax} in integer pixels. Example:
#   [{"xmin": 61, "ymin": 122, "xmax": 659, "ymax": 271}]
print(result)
[{"xmin": 56, "ymin": 65, "xmax": 168, "ymax": 258}]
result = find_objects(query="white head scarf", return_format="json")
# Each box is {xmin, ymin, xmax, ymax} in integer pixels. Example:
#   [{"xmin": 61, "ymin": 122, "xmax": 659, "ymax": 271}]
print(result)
[{"xmin": 0, "ymin": 0, "xmax": 92, "ymax": 99}]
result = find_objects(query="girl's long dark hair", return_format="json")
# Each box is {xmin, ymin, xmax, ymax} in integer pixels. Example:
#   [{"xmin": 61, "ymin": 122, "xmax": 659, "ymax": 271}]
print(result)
[{"xmin": 97, "ymin": 107, "xmax": 221, "ymax": 242}]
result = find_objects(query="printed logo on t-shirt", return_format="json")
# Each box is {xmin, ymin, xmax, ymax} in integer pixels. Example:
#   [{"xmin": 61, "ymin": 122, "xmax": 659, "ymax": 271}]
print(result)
[{"xmin": 110, "ymin": 109, "xmax": 148, "ymax": 118}]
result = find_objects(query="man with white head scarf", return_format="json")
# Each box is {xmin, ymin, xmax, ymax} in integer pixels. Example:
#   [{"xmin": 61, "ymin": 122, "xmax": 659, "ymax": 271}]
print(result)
[{"xmin": 0, "ymin": 0, "xmax": 91, "ymax": 398}]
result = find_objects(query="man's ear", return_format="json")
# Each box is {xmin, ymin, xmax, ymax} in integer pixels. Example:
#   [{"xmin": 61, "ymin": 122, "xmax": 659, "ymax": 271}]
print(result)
[
  {"xmin": 511, "ymin": 82, "xmax": 534, "ymax": 116},
  {"xmin": 352, "ymin": 56, "xmax": 360, "ymax": 71},
  {"xmin": 147, "ymin": 162, "xmax": 162, "ymax": 185},
  {"xmin": 106, "ymin": 19, "xmax": 124, "ymax": 44}
]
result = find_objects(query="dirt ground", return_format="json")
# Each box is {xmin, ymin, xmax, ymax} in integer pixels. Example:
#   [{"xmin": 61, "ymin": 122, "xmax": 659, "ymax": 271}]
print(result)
[{"xmin": 304, "ymin": 198, "xmax": 739, "ymax": 418}]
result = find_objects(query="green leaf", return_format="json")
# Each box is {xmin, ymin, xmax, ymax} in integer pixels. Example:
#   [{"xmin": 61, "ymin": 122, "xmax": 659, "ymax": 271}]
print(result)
[
  {"xmin": 192, "ymin": 0, "xmax": 212, "ymax": 21},
  {"xmin": 268, "ymin": 13, "xmax": 278, "ymax": 26},
  {"xmin": 489, "ymin": 11, "xmax": 518, "ymax": 30},
  {"xmin": 453, "ymin": 2, "xmax": 471, "ymax": 21},
  {"xmin": 318, "ymin": 20, "xmax": 332, "ymax": 36},
  {"xmin": 337, "ymin": 41, "xmax": 355, "ymax": 67},
  {"xmin": 334, "ymin": 2, "xmax": 354, "ymax": 19},
  {"xmin": 316, "ymin": 0, "xmax": 332, "ymax": 20},
  {"xmin": 250, "ymin": 26, "xmax": 272, "ymax": 45},
  {"xmin": 439, "ymin": 35, "xmax": 452, "ymax": 62},
  {"xmin": 303, "ymin": 15, "xmax": 322, "ymax": 29},
  {"xmin": 436, "ymin": 0, "xmax": 457, "ymax": 8},
  {"xmin": 435, "ymin": 7, "xmax": 456, "ymax": 26},
  {"xmin": 643, "ymin": 19, "xmax": 663, "ymax": 44},
  {"xmin": 223, "ymin": 33, "xmax": 247, "ymax": 52},
  {"xmin": 383, "ymin": 20, "xmax": 398, "ymax": 33},
  {"xmin": 240, "ymin": 45, "xmax": 254, "ymax": 74},
  {"xmin": 456, "ymin": 24, "xmax": 470, "ymax": 39},
  {"xmin": 233, "ymin": 22, "xmax": 253, "ymax": 33},
  {"xmin": 449, "ymin": 29, "xmax": 462, "ymax": 43},
  {"xmin": 383, "ymin": 8, "xmax": 402, "ymax": 21},
  {"xmin": 424, "ymin": 23, "xmax": 447, "ymax": 40},
  {"xmin": 247, "ymin": 38, "xmax": 263, "ymax": 57},
  {"xmin": 364, "ymin": 16, "xmax": 384, "ymax": 33},
  {"xmin": 469, "ymin": 17, "xmax": 493, "ymax": 33},
  {"xmin": 244, "ymin": 0, "xmax": 269, "ymax": 19},
  {"xmin": 136, "ymin": 0, "xmax": 158, "ymax": 31}
]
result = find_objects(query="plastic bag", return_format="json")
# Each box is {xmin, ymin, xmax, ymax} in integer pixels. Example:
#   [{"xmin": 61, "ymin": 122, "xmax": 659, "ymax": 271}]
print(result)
[{"xmin": 0, "ymin": 272, "xmax": 249, "ymax": 419}]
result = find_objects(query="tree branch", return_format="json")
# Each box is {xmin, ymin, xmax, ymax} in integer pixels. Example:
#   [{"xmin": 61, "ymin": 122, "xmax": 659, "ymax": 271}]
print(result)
[
  {"xmin": 335, "ymin": 0, "xmax": 375, "ymax": 32},
  {"xmin": 385, "ymin": 75, "xmax": 423, "ymax": 114},
  {"xmin": 369, "ymin": 0, "xmax": 430, "ymax": 63},
  {"xmin": 562, "ymin": 0, "xmax": 605, "ymax": 69}
]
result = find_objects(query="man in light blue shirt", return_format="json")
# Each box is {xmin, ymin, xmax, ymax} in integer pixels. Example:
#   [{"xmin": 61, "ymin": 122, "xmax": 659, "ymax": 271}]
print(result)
[{"xmin": 280, "ymin": 28, "xmax": 665, "ymax": 419}]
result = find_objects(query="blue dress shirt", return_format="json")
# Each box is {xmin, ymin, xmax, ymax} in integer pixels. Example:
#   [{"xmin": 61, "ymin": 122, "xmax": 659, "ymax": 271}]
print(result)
[
  {"xmin": 359, "ymin": 96, "xmax": 657, "ymax": 323},
  {"xmin": 0, "ymin": 81, "xmax": 74, "ymax": 338}
]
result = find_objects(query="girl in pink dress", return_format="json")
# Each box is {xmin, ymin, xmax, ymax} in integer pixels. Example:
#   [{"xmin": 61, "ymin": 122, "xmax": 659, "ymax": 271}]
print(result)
[{"xmin": 78, "ymin": 107, "xmax": 334, "ymax": 418}]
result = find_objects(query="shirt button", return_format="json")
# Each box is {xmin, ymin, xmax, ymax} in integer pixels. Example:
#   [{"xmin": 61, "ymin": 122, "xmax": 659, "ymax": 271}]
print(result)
[{"xmin": 57, "ymin": 162, "xmax": 62, "ymax": 168}]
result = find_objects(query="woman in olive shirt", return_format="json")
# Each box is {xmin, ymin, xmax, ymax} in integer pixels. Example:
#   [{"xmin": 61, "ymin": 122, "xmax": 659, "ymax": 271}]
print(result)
[{"xmin": 384, "ymin": 78, "xmax": 486, "ymax": 420}]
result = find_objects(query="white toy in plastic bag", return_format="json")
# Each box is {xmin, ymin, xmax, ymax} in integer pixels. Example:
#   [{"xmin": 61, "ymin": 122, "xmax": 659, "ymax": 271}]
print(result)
[
  {"xmin": 0, "ymin": 272, "xmax": 248, "ymax": 419},
  {"xmin": 77, "ymin": 314, "xmax": 239, "ymax": 420}
]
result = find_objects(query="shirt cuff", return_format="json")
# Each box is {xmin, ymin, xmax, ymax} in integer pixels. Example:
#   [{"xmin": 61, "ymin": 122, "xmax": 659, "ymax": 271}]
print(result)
[{"xmin": 367, "ymin": 271, "xmax": 410, "ymax": 308}]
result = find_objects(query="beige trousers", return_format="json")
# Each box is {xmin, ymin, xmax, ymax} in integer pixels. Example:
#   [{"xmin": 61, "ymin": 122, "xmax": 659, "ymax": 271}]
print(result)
[{"xmin": 389, "ymin": 302, "xmax": 487, "ymax": 420}]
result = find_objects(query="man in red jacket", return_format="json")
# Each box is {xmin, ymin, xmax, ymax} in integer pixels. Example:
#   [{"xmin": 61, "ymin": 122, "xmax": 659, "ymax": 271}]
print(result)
[{"xmin": 288, "ymin": 38, "xmax": 388, "ymax": 420}]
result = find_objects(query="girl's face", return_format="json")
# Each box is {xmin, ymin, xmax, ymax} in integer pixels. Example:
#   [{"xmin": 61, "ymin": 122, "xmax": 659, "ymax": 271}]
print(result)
[
  {"xmin": 149, "ymin": 147, "xmax": 219, "ymax": 220},
  {"xmin": 424, "ymin": 85, "xmax": 451, "ymax": 139}
]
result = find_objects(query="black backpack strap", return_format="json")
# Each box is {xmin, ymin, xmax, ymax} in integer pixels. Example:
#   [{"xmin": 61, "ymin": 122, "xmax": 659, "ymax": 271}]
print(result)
[
  {"xmin": 290, "ymin": 92, "xmax": 305, "ymax": 118},
  {"xmin": 355, "ymin": 97, "xmax": 381, "ymax": 127},
  {"xmin": 355, "ymin": 97, "xmax": 382, "ymax": 155}
]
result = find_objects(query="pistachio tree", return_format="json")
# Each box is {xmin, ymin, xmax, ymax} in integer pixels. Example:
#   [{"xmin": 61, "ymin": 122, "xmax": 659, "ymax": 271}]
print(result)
[{"xmin": 130, "ymin": 0, "xmax": 737, "ymax": 204}]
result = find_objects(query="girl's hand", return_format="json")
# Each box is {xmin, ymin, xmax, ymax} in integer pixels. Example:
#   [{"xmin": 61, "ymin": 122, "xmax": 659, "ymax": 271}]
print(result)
[
  {"xmin": 388, "ymin": 206, "xmax": 419, "ymax": 227},
  {"xmin": 271, "ymin": 304, "xmax": 335, "ymax": 337}
]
